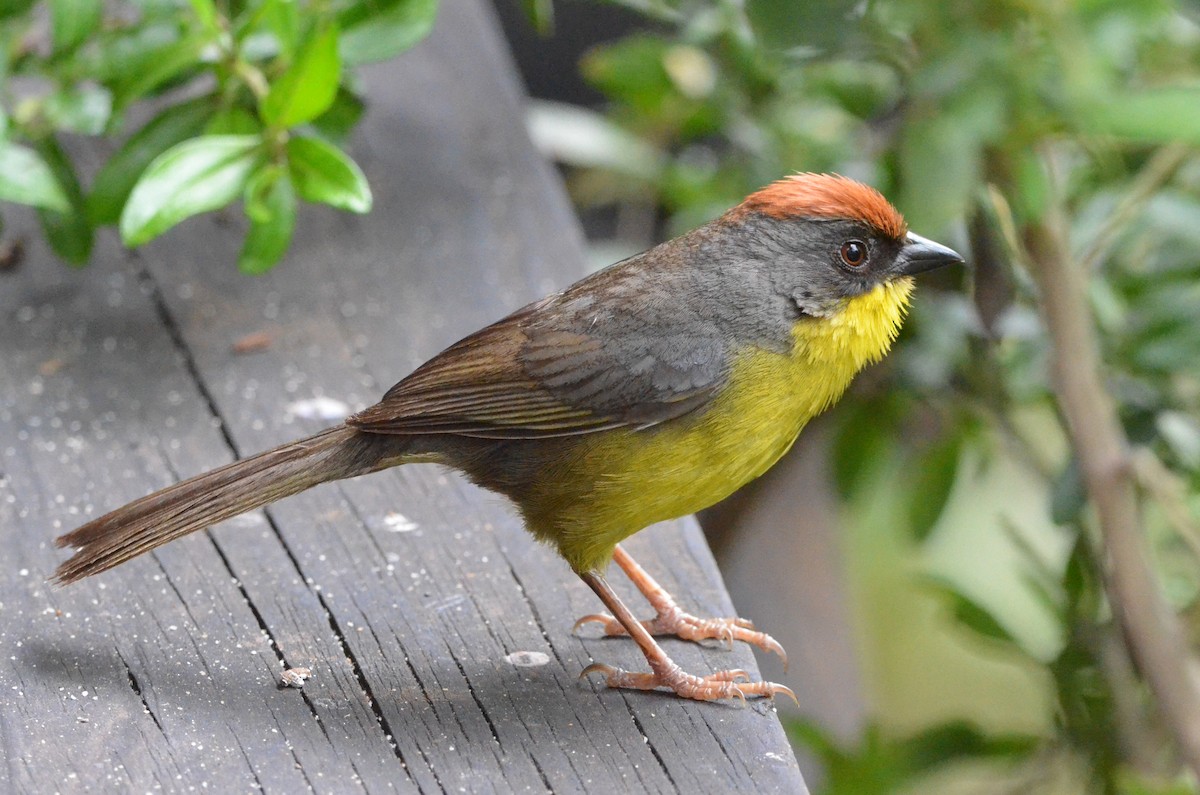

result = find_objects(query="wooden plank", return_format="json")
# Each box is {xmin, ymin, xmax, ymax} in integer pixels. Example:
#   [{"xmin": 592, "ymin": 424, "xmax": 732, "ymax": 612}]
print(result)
[
  {"xmin": 0, "ymin": 233, "xmax": 371, "ymax": 793},
  {"xmin": 0, "ymin": 0, "xmax": 806, "ymax": 791}
]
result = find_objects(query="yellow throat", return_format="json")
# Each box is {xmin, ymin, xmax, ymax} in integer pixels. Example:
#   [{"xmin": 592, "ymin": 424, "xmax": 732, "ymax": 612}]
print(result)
[{"xmin": 528, "ymin": 277, "xmax": 916, "ymax": 572}]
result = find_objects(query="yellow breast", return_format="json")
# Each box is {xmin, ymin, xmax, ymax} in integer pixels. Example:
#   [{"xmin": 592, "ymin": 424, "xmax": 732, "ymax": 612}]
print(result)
[{"xmin": 527, "ymin": 278, "xmax": 915, "ymax": 572}]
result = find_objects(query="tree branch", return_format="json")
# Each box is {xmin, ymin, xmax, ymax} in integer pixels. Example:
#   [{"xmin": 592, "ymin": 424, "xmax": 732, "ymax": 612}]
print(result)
[{"xmin": 1024, "ymin": 216, "xmax": 1200, "ymax": 777}]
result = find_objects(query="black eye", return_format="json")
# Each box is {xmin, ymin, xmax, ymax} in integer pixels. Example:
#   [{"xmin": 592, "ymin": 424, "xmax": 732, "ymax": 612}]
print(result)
[{"xmin": 840, "ymin": 240, "xmax": 867, "ymax": 267}]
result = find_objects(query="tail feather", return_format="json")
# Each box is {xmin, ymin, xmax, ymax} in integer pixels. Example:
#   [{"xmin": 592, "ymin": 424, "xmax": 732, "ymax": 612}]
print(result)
[{"xmin": 55, "ymin": 426, "xmax": 388, "ymax": 584}]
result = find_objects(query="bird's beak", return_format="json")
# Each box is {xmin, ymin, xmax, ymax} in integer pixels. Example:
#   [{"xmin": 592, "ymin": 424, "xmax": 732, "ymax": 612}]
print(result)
[{"xmin": 894, "ymin": 232, "xmax": 964, "ymax": 276}]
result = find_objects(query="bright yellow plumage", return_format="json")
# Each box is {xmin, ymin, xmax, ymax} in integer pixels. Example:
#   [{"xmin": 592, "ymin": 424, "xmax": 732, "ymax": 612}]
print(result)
[{"xmin": 526, "ymin": 277, "xmax": 915, "ymax": 572}]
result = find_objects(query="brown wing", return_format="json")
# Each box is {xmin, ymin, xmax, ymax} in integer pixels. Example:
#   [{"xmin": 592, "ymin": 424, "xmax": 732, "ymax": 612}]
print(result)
[{"xmin": 347, "ymin": 278, "xmax": 729, "ymax": 440}]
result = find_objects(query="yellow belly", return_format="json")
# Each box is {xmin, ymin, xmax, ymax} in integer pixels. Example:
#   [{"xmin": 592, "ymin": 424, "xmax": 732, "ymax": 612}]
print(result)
[{"xmin": 526, "ymin": 278, "xmax": 914, "ymax": 572}]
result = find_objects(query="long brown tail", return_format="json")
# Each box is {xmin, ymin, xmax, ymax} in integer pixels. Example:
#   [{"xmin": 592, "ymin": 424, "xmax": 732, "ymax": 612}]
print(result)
[{"xmin": 55, "ymin": 426, "xmax": 405, "ymax": 584}]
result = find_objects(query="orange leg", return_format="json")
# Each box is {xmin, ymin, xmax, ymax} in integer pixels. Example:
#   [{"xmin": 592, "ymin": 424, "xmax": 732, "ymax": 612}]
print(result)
[
  {"xmin": 578, "ymin": 569, "xmax": 796, "ymax": 703},
  {"xmin": 576, "ymin": 545, "xmax": 787, "ymax": 666}
]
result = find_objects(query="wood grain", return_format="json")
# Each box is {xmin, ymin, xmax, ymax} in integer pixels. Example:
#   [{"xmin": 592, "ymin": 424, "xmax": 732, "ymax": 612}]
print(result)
[{"xmin": 0, "ymin": 1, "xmax": 806, "ymax": 791}]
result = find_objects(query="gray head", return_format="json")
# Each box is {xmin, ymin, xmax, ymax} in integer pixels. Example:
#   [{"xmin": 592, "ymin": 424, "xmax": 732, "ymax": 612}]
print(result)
[{"xmin": 721, "ymin": 173, "xmax": 963, "ymax": 318}]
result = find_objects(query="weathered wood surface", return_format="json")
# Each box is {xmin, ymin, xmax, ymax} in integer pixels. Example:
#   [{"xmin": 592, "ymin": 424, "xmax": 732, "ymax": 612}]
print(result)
[{"xmin": 0, "ymin": 1, "xmax": 806, "ymax": 792}]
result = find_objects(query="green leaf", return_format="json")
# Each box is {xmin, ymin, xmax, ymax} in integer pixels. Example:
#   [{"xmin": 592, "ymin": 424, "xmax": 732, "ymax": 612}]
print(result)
[
  {"xmin": 927, "ymin": 579, "xmax": 1023, "ymax": 648},
  {"xmin": 1078, "ymin": 88, "xmax": 1200, "ymax": 145},
  {"xmin": 789, "ymin": 719, "xmax": 1038, "ymax": 795},
  {"xmin": 104, "ymin": 30, "xmax": 207, "ymax": 109},
  {"xmin": 286, "ymin": 136, "xmax": 371, "ymax": 213},
  {"xmin": 337, "ymin": 0, "xmax": 437, "ymax": 66},
  {"xmin": 906, "ymin": 432, "xmax": 964, "ymax": 542},
  {"xmin": 239, "ymin": 167, "xmax": 296, "ymax": 274},
  {"xmin": 520, "ymin": 0, "xmax": 554, "ymax": 35},
  {"xmin": 830, "ymin": 398, "xmax": 901, "ymax": 496},
  {"xmin": 900, "ymin": 721, "xmax": 1038, "ymax": 772},
  {"xmin": 262, "ymin": 0, "xmax": 301, "ymax": 55},
  {"xmin": 311, "ymin": 87, "xmax": 365, "ymax": 143},
  {"xmin": 35, "ymin": 138, "xmax": 93, "ymax": 265},
  {"xmin": 1062, "ymin": 535, "xmax": 1101, "ymax": 619},
  {"xmin": 261, "ymin": 22, "xmax": 341, "ymax": 128},
  {"xmin": 0, "ymin": 141, "xmax": 71, "ymax": 212},
  {"xmin": 51, "ymin": 0, "xmax": 102, "ymax": 52},
  {"xmin": 788, "ymin": 723, "xmax": 907, "ymax": 795},
  {"xmin": 0, "ymin": 0, "xmax": 37, "ymax": 21},
  {"xmin": 188, "ymin": 0, "xmax": 218, "ymax": 31},
  {"xmin": 581, "ymin": 36, "xmax": 675, "ymax": 115},
  {"xmin": 89, "ymin": 98, "xmax": 213, "ymax": 225},
  {"xmin": 244, "ymin": 164, "xmax": 280, "ymax": 223},
  {"xmin": 807, "ymin": 60, "xmax": 898, "ymax": 119},
  {"xmin": 949, "ymin": 594, "xmax": 1020, "ymax": 646},
  {"xmin": 1050, "ymin": 456, "xmax": 1087, "ymax": 525},
  {"xmin": 205, "ymin": 107, "xmax": 261, "ymax": 135},
  {"xmin": 120, "ymin": 135, "xmax": 265, "ymax": 246},
  {"xmin": 745, "ymin": 0, "xmax": 859, "ymax": 52}
]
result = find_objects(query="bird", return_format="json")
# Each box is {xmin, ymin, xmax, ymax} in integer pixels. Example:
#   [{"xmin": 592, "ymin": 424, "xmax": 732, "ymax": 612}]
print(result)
[{"xmin": 55, "ymin": 173, "xmax": 963, "ymax": 703}]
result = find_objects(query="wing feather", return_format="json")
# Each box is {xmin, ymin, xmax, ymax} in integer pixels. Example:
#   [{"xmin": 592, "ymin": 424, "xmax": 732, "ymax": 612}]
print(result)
[{"xmin": 347, "ymin": 268, "xmax": 728, "ymax": 439}]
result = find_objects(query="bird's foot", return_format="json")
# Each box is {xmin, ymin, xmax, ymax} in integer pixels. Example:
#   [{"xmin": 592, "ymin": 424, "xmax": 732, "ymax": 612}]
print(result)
[
  {"xmin": 580, "ymin": 661, "xmax": 796, "ymax": 705},
  {"xmin": 586, "ymin": 545, "xmax": 789, "ymax": 667},
  {"xmin": 574, "ymin": 604, "xmax": 787, "ymax": 668}
]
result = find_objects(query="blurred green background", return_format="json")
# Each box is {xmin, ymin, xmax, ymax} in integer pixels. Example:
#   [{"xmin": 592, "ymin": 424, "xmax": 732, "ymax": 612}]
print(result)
[{"xmin": 505, "ymin": 0, "xmax": 1200, "ymax": 792}]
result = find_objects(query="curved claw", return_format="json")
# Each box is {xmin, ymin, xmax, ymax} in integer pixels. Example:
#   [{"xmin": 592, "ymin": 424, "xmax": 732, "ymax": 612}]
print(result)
[
  {"xmin": 683, "ymin": 617, "xmax": 787, "ymax": 664},
  {"xmin": 763, "ymin": 635, "xmax": 789, "ymax": 672},
  {"xmin": 573, "ymin": 613, "xmax": 617, "ymax": 635},
  {"xmin": 779, "ymin": 685, "xmax": 800, "ymax": 708},
  {"xmin": 718, "ymin": 623, "xmax": 735, "ymax": 650},
  {"xmin": 579, "ymin": 662, "xmax": 616, "ymax": 682},
  {"xmin": 730, "ymin": 681, "xmax": 798, "ymax": 707}
]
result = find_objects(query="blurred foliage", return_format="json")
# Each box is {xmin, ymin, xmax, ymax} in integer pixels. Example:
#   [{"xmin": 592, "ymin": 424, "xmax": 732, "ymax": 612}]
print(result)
[
  {"xmin": 0, "ymin": 0, "xmax": 438, "ymax": 272},
  {"xmin": 790, "ymin": 719, "xmax": 1040, "ymax": 795},
  {"xmin": 533, "ymin": 0, "xmax": 1200, "ymax": 791}
]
